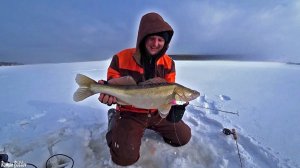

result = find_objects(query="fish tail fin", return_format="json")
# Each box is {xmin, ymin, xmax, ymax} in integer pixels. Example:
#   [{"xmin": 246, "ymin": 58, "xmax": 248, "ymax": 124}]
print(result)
[{"xmin": 73, "ymin": 74, "xmax": 97, "ymax": 102}]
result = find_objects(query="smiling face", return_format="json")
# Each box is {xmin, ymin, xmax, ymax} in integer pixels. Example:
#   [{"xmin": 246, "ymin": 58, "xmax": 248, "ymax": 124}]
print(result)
[{"xmin": 145, "ymin": 35, "xmax": 166, "ymax": 55}]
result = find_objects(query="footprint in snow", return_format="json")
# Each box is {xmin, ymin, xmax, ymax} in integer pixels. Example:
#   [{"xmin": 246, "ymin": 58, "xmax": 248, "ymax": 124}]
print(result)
[
  {"xmin": 197, "ymin": 95, "xmax": 208, "ymax": 104},
  {"xmin": 219, "ymin": 95, "xmax": 231, "ymax": 101},
  {"xmin": 194, "ymin": 95, "xmax": 219, "ymax": 115}
]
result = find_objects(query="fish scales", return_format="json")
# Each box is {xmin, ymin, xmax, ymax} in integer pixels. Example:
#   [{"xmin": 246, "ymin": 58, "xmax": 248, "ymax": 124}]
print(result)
[{"xmin": 73, "ymin": 74, "xmax": 200, "ymax": 117}]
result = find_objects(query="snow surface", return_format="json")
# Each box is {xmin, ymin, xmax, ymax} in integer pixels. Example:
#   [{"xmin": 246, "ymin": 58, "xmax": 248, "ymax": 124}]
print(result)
[{"xmin": 0, "ymin": 60, "xmax": 299, "ymax": 168}]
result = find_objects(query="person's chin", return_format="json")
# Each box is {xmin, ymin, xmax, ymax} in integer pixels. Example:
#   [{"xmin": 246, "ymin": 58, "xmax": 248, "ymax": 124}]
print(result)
[{"xmin": 149, "ymin": 50, "xmax": 159, "ymax": 55}]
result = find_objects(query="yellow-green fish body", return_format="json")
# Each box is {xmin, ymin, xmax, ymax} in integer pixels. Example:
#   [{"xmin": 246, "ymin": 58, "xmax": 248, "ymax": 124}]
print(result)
[{"xmin": 73, "ymin": 74, "xmax": 200, "ymax": 117}]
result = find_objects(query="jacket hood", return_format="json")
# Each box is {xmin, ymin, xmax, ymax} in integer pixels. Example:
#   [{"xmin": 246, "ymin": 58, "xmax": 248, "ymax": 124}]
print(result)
[
  {"xmin": 136, "ymin": 12, "xmax": 174, "ymax": 48},
  {"xmin": 134, "ymin": 12, "xmax": 174, "ymax": 65}
]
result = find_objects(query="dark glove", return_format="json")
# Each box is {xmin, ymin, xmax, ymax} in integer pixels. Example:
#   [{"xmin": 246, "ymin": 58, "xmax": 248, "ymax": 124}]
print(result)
[{"xmin": 166, "ymin": 102, "xmax": 189, "ymax": 123}]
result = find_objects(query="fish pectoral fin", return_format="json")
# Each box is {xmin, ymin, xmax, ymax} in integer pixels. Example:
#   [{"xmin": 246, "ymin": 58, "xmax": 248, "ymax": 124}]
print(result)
[
  {"xmin": 73, "ymin": 88, "xmax": 95, "ymax": 102},
  {"xmin": 108, "ymin": 76, "xmax": 137, "ymax": 86},
  {"xmin": 139, "ymin": 77, "xmax": 167, "ymax": 85},
  {"xmin": 158, "ymin": 104, "xmax": 172, "ymax": 118}
]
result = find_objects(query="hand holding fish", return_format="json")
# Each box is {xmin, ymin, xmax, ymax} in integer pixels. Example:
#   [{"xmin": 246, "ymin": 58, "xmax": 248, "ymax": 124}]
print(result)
[{"xmin": 97, "ymin": 80, "xmax": 117, "ymax": 106}]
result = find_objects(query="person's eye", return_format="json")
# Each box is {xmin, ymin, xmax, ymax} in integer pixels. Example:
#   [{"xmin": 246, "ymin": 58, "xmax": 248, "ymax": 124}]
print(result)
[{"xmin": 150, "ymin": 37, "xmax": 156, "ymax": 41}]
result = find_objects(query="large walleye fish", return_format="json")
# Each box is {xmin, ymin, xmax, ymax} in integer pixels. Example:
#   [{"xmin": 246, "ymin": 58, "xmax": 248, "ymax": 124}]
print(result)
[{"xmin": 73, "ymin": 74, "xmax": 200, "ymax": 117}]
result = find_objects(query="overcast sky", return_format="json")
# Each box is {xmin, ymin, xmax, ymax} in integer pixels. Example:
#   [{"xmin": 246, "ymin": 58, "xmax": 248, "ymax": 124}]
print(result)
[{"xmin": 1, "ymin": 0, "xmax": 299, "ymax": 64}]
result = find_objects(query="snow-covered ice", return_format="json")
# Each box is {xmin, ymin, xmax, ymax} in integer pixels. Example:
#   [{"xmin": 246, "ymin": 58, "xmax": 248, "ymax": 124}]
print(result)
[{"xmin": 0, "ymin": 60, "xmax": 299, "ymax": 168}]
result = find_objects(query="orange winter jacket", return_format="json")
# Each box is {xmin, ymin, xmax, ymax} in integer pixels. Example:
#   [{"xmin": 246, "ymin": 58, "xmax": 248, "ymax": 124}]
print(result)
[{"xmin": 107, "ymin": 48, "xmax": 176, "ymax": 113}]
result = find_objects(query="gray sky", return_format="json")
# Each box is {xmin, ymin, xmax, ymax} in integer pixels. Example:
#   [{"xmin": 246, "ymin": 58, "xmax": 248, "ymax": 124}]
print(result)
[{"xmin": 1, "ymin": 0, "xmax": 299, "ymax": 64}]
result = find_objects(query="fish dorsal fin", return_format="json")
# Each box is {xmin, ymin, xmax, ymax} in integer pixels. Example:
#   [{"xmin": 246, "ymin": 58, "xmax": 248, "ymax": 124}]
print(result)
[
  {"xmin": 108, "ymin": 76, "xmax": 137, "ymax": 86},
  {"xmin": 158, "ymin": 104, "xmax": 172, "ymax": 118},
  {"xmin": 139, "ymin": 77, "xmax": 167, "ymax": 85}
]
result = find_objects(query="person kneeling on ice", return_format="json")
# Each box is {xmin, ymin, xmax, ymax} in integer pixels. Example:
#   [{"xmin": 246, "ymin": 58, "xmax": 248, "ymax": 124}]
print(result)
[{"xmin": 98, "ymin": 12, "xmax": 194, "ymax": 166}]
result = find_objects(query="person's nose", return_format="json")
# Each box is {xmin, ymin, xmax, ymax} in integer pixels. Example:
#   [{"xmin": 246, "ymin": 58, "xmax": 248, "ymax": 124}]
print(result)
[{"xmin": 153, "ymin": 39, "xmax": 159, "ymax": 47}]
